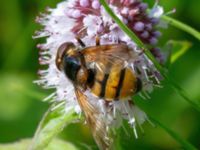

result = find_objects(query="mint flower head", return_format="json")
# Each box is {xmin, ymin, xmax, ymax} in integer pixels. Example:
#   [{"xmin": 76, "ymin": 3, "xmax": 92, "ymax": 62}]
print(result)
[{"xmin": 35, "ymin": 0, "xmax": 166, "ymax": 149}]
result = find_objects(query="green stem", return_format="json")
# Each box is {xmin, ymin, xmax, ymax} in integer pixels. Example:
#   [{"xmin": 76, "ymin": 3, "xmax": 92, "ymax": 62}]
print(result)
[
  {"xmin": 99, "ymin": 0, "xmax": 200, "ymax": 112},
  {"xmin": 150, "ymin": 116, "xmax": 197, "ymax": 150},
  {"xmin": 161, "ymin": 15, "xmax": 200, "ymax": 41},
  {"xmin": 170, "ymin": 41, "xmax": 192, "ymax": 64},
  {"xmin": 145, "ymin": 50, "xmax": 200, "ymax": 112}
]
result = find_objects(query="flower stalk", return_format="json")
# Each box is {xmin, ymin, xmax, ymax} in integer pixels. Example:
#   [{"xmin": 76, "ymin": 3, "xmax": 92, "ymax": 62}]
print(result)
[{"xmin": 161, "ymin": 15, "xmax": 200, "ymax": 41}]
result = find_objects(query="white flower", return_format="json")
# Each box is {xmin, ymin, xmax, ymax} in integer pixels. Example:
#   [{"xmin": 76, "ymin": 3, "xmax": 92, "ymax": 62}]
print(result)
[
  {"xmin": 35, "ymin": 0, "xmax": 166, "ymax": 144},
  {"xmin": 83, "ymin": 15, "xmax": 102, "ymax": 36}
]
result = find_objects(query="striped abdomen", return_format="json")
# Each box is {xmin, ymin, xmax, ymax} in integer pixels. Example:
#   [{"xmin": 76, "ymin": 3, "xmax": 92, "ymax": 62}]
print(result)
[{"xmin": 88, "ymin": 62, "xmax": 141, "ymax": 101}]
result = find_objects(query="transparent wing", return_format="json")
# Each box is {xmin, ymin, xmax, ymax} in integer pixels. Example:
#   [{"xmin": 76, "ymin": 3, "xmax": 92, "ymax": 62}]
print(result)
[
  {"xmin": 75, "ymin": 87, "xmax": 113, "ymax": 150},
  {"xmin": 81, "ymin": 44, "xmax": 137, "ymax": 73}
]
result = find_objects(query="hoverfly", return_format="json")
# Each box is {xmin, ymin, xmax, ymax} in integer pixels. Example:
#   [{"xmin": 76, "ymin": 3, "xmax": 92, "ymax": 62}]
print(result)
[{"xmin": 55, "ymin": 36, "xmax": 142, "ymax": 150}]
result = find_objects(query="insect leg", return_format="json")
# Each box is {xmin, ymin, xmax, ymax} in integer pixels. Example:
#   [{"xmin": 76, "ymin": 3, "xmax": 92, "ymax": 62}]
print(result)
[
  {"xmin": 76, "ymin": 37, "xmax": 86, "ymax": 47},
  {"xmin": 95, "ymin": 36, "xmax": 100, "ymax": 46},
  {"xmin": 138, "ymin": 48, "xmax": 145, "ymax": 56}
]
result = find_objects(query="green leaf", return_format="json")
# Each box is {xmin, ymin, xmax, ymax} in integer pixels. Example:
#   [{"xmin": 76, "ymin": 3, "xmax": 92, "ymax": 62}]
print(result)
[
  {"xmin": 99, "ymin": 0, "xmax": 200, "ymax": 112},
  {"xmin": 150, "ymin": 117, "xmax": 197, "ymax": 150},
  {"xmin": 163, "ymin": 40, "xmax": 192, "ymax": 67},
  {"xmin": 0, "ymin": 138, "xmax": 78, "ymax": 150},
  {"xmin": 170, "ymin": 41, "xmax": 192, "ymax": 63},
  {"xmin": 30, "ymin": 105, "xmax": 80, "ymax": 150},
  {"xmin": 161, "ymin": 15, "xmax": 200, "ymax": 41}
]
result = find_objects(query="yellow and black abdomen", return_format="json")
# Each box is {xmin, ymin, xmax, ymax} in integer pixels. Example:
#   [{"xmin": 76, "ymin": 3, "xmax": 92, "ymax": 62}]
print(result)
[{"xmin": 88, "ymin": 62, "xmax": 141, "ymax": 101}]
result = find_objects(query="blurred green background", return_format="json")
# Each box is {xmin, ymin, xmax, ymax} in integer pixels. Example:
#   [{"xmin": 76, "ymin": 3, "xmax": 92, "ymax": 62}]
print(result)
[{"xmin": 0, "ymin": 0, "xmax": 200, "ymax": 149}]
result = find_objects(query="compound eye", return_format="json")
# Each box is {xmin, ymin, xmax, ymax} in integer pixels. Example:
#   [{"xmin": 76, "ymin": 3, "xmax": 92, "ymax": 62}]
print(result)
[{"xmin": 55, "ymin": 42, "xmax": 75, "ymax": 71}]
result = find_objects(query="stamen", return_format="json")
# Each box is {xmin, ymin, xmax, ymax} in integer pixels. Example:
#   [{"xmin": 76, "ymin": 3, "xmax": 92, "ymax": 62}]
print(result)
[
  {"xmin": 43, "ymin": 92, "xmax": 56, "ymax": 102},
  {"xmin": 50, "ymin": 101, "xmax": 66, "ymax": 111}
]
